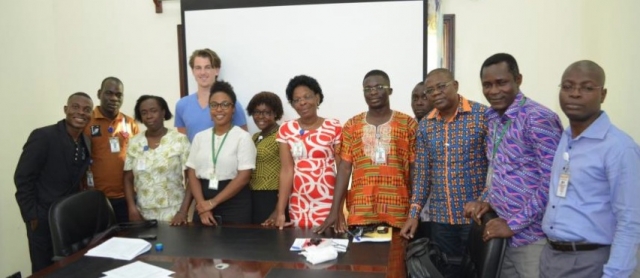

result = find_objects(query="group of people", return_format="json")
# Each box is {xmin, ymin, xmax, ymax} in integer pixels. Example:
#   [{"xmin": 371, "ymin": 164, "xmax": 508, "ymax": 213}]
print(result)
[{"xmin": 14, "ymin": 49, "xmax": 640, "ymax": 278}]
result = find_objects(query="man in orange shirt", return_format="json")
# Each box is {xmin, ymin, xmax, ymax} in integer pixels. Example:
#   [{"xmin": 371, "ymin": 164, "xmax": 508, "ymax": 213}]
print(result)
[{"xmin": 84, "ymin": 77, "xmax": 139, "ymax": 223}]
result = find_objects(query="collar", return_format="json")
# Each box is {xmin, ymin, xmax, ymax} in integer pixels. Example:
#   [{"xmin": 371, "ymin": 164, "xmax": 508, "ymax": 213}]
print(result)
[
  {"xmin": 486, "ymin": 91, "xmax": 525, "ymax": 121},
  {"xmin": 567, "ymin": 111, "xmax": 610, "ymax": 140},
  {"xmin": 426, "ymin": 94, "xmax": 472, "ymax": 121},
  {"xmin": 92, "ymin": 106, "xmax": 123, "ymax": 121}
]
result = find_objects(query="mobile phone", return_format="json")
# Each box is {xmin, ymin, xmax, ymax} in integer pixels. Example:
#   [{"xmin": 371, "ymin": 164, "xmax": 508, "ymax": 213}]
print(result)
[
  {"xmin": 138, "ymin": 234, "xmax": 157, "ymax": 240},
  {"xmin": 214, "ymin": 215, "xmax": 222, "ymax": 225}
]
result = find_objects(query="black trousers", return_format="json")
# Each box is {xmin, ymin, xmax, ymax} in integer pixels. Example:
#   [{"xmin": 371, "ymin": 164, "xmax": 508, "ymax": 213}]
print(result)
[
  {"xmin": 26, "ymin": 216, "xmax": 53, "ymax": 273},
  {"xmin": 251, "ymin": 190, "xmax": 289, "ymax": 224},
  {"xmin": 193, "ymin": 179, "xmax": 252, "ymax": 225},
  {"xmin": 109, "ymin": 197, "xmax": 129, "ymax": 223}
]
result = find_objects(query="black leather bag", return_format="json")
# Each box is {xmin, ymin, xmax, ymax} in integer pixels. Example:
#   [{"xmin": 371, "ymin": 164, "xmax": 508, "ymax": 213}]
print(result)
[{"xmin": 405, "ymin": 237, "xmax": 447, "ymax": 278}]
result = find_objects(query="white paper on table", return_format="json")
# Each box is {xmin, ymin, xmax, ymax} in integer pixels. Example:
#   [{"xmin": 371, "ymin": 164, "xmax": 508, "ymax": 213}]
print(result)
[
  {"xmin": 85, "ymin": 237, "xmax": 151, "ymax": 261},
  {"xmin": 290, "ymin": 238, "xmax": 349, "ymax": 252},
  {"xmin": 102, "ymin": 261, "xmax": 173, "ymax": 278},
  {"xmin": 300, "ymin": 246, "xmax": 338, "ymax": 265}
]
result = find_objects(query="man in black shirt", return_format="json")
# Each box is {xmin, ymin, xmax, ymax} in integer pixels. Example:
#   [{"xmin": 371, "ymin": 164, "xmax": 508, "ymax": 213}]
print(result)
[{"xmin": 14, "ymin": 92, "xmax": 93, "ymax": 273}]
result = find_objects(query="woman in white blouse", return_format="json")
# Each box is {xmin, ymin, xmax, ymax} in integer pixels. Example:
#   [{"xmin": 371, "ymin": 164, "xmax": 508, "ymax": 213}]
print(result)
[
  {"xmin": 186, "ymin": 81, "xmax": 256, "ymax": 225},
  {"xmin": 124, "ymin": 95, "xmax": 191, "ymax": 224}
]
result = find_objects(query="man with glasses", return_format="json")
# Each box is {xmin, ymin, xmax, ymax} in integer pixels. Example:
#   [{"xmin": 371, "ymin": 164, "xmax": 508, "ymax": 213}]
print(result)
[
  {"xmin": 400, "ymin": 68, "xmax": 488, "ymax": 277},
  {"xmin": 462, "ymin": 53, "xmax": 563, "ymax": 278},
  {"xmin": 175, "ymin": 48, "xmax": 247, "ymax": 142},
  {"xmin": 315, "ymin": 69, "xmax": 418, "ymax": 233},
  {"xmin": 539, "ymin": 60, "xmax": 640, "ymax": 278}
]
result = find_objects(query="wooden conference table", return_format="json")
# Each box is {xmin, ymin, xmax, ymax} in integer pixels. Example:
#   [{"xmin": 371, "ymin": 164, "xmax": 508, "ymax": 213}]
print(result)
[{"xmin": 33, "ymin": 223, "xmax": 407, "ymax": 278}]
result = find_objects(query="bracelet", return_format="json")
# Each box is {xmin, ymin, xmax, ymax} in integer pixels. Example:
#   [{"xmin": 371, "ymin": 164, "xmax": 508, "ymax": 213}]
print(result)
[{"xmin": 208, "ymin": 200, "xmax": 213, "ymax": 207}]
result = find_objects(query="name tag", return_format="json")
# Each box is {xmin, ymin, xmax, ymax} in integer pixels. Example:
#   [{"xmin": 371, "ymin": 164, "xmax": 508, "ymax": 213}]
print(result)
[
  {"xmin": 556, "ymin": 173, "xmax": 569, "ymax": 198},
  {"xmin": 292, "ymin": 141, "xmax": 304, "ymax": 158},
  {"xmin": 109, "ymin": 137, "xmax": 120, "ymax": 153},
  {"xmin": 136, "ymin": 159, "xmax": 146, "ymax": 171},
  {"xmin": 209, "ymin": 171, "xmax": 219, "ymax": 190},
  {"xmin": 374, "ymin": 145, "xmax": 387, "ymax": 164},
  {"xmin": 86, "ymin": 170, "xmax": 94, "ymax": 188}
]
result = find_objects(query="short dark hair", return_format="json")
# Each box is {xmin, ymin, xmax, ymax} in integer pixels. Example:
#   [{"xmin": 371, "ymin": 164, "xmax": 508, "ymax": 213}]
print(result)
[
  {"xmin": 480, "ymin": 53, "xmax": 520, "ymax": 79},
  {"xmin": 415, "ymin": 81, "xmax": 423, "ymax": 87},
  {"xmin": 100, "ymin": 76, "xmax": 123, "ymax": 90},
  {"xmin": 285, "ymin": 75, "xmax": 324, "ymax": 104},
  {"xmin": 209, "ymin": 80, "xmax": 237, "ymax": 105},
  {"xmin": 134, "ymin": 95, "xmax": 173, "ymax": 122},
  {"xmin": 246, "ymin": 91, "xmax": 284, "ymax": 121},
  {"xmin": 67, "ymin": 92, "xmax": 92, "ymax": 102},
  {"xmin": 363, "ymin": 69, "xmax": 390, "ymax": 84}
]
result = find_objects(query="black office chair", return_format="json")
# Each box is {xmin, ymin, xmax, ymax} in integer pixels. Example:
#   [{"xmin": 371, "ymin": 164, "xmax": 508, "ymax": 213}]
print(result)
[
  {"xmin": 459, "ymin": 211, "xmax": 507, "ymax": 278},
  {"xmin": 49, "ymin": 190, "xmax": 116, "ymax": 260}
]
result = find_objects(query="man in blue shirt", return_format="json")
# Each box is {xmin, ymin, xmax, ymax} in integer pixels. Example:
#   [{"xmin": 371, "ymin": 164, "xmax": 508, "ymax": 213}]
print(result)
[
  {"xmin": 541, "ymin": 60, "xmax": 640, "ymax": 278},
  {"xmin": 175, "ymin": 48, "xmax": 247, "ymax": 141}
]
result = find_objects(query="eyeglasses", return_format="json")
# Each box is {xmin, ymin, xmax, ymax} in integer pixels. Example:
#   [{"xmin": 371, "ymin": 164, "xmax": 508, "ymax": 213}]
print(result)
[
  {"xmin": 209, "ymin": 102, "xmax": 233, "ymax": 110},
  {"xmin": 291, "ymin": 94, "xmax": 315, "ymax": 105},
  {"xmin": 424, "ymin": 81, "xmax": 454, "ymax": 95},
  {"xmin": 252, "ymin": 110, "xmax": 273, "ymax": 117},
  {"xmin": 559, "ymin": 84, "xmax": 603, "ymax": 94},
  {"xmin": 363, "ymin": 85, "xmax": 390, "ymax": 94}
]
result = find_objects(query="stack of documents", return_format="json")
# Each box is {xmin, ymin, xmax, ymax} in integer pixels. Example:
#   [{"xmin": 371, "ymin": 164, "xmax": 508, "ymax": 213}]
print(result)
[
  {"xmin": 290, "ymin": 238, "xmax": 350, "ymax": 265},
  {"xmin": 352, "ymin": 226, "xmax": 392, "ymax": 243},
  {"xmin": 85, "ymin": 237, "xmax": 151, "ymax": 260},
  {"xmin": 289, "ymin": 238, "xmax": 349, "ymax": 252},
  {"xmin": 102, "ymin": 261, "xmax": 173, "ymax": 278}
]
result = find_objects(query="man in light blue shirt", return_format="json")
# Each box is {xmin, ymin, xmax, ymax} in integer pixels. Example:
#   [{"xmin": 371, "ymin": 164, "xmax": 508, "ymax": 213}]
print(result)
[
  {"xmin": 175, "ymin": 48, "xmax": 247, "ymax": 141},
  {"xmin": 541, "ymin": 60, "xmax": 640, "ymax": 278}
]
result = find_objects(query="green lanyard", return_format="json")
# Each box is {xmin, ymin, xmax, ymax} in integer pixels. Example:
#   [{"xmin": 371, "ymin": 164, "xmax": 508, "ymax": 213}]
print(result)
[
  {"xmin": 490, "ymin": 97, "xmax": 526, "ymax": 160},
  {"xmin": 212, "ymin": 128, "xmax": 231, "ymax": 168}
]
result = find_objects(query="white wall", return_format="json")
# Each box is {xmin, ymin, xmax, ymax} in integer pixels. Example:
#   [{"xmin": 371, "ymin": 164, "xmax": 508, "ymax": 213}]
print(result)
[
  {"xmin": 441, "ymin": 0, "xmax": 640, "ymax": 140},
  {"xmin": 0, "ymin": 0, "xmax": 638, "ymax": 276},
  {"xmin": 0, "ymin": 1, "xmax": 181, "ymax": 275}
]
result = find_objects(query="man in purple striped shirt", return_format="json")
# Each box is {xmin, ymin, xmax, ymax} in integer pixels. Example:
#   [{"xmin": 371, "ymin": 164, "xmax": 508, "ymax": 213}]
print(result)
[{"xmin": 463, "ymin": 53, "xmax": 563, "ymax": 278}]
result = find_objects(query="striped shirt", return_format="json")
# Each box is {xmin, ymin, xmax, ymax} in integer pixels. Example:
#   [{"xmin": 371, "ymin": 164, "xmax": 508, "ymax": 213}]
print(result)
[
  {"xmin": 341, "ymin": 111, "xmax": 417, "ymax": 228},
  {"xmin": 410, "ymin": 95, "xmax": 488, "ymax": 225},
  {"xmin": 483, "ymin": 92, "xmax": 563, "ymax": 247}
]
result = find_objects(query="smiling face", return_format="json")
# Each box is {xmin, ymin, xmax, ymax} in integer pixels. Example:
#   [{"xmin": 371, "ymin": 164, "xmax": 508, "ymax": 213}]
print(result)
[
  {"xmin": 98, "ymin": 80, "xmax": 124, "ymax": 117},
  {"xmin": 192, "ymin": 56, "xmax": 219, "ymax": 89},
  {"xmin": 424, "ymin": 72, "xmax": 458, "ymax": 114},
  {"xmin": 252, "ymin": 103, "xmax": 277, "ymax": 132},
  {"xmin": 559, "ymin": 63, "xmax": 606, "ymax": 123},
  {"xmin": 64, "ymin": 95, "xmax": 93, "ymax": 131},
  {"xmin": 363, "ymin": 75, "xmax": 392, "ymax": 110},
  {"xmin": 481, "ymin": 62, "xmax": 522, "ymax": 114},
  {"xmin": 139, "ymin": 98, "xmax": 165, "ymax": 131},
  {"xmin": 290, "ymin": 85, "xmax": 319, "ymax": 118},
  {"xmin": 209, "ymin": 91, "xmax": 235, "ymax": 127}
]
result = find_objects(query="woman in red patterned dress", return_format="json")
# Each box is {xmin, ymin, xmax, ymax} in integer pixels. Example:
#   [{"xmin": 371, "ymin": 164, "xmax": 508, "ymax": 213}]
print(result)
[{"xmin": 262, "ymin": 75, "xmax": 342, "ymax": 229}]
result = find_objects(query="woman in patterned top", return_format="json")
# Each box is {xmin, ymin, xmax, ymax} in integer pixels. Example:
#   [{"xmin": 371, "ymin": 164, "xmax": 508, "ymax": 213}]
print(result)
[
  {"xmin": 124, "ymin": 95, "xmax": 192, "ymax": 225},
  {"xmin": 246, "ymin": 91, "xmax": 288, "ymax": 224},
  {"xmin": 265, "ymin": 75, "xmax": 343, "ymax": 229}
]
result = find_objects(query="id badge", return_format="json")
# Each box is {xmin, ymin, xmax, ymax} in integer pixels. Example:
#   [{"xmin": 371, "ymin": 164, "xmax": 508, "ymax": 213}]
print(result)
[
  {"xmin": 109, "ymin": 137, "xmax": 120, "ymax": 153},
  {"xmin": 485, "ymin": 167, "xmax": 494, "ymax": 190},
  {"xmin": 556, "ymin": 173, "xmax": 570, "ymax": 198},
  {"xmin": 292, "ymin": 141, "xmax": 304, "ymax": 158},
  {"xmin": 136, "ymin": 159, "xmax": 146, "ymax": 171},
  {"xmin": 374, "ymin": 146, "xmax": 387, "ymax": 164},
  {"xmin": 209, "ymin": 171, "xmax": 219, "ymax": 190},
  {"xmin": 86, "ymin": 170, "xmax": 95, "ymax": 188}
]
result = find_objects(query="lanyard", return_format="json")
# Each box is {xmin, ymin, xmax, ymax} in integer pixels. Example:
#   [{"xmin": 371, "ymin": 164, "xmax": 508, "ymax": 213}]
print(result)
[
  {"xmin": 490, "ymin": 97, "xmax": 526, "ymax": 160},
  {"xmin": 211, "ymin": 128, "xmax": 231, "ymax": 167}
]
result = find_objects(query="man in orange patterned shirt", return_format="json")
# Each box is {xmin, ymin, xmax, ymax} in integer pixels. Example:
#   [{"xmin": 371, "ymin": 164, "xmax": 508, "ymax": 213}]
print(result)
[
  {"xmin": 316, "ymin": 70, "xmax": 417, "ymax": 233},
  {"xmin": 401, "ymin": 68, "xmax": 488, "ymax": 277}
]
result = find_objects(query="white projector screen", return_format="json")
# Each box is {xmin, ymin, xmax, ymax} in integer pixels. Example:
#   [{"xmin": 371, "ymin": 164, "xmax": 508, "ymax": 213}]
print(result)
[{"xmin": 184, "ymin": 0, "xmax": 424, "ymax": 133}]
